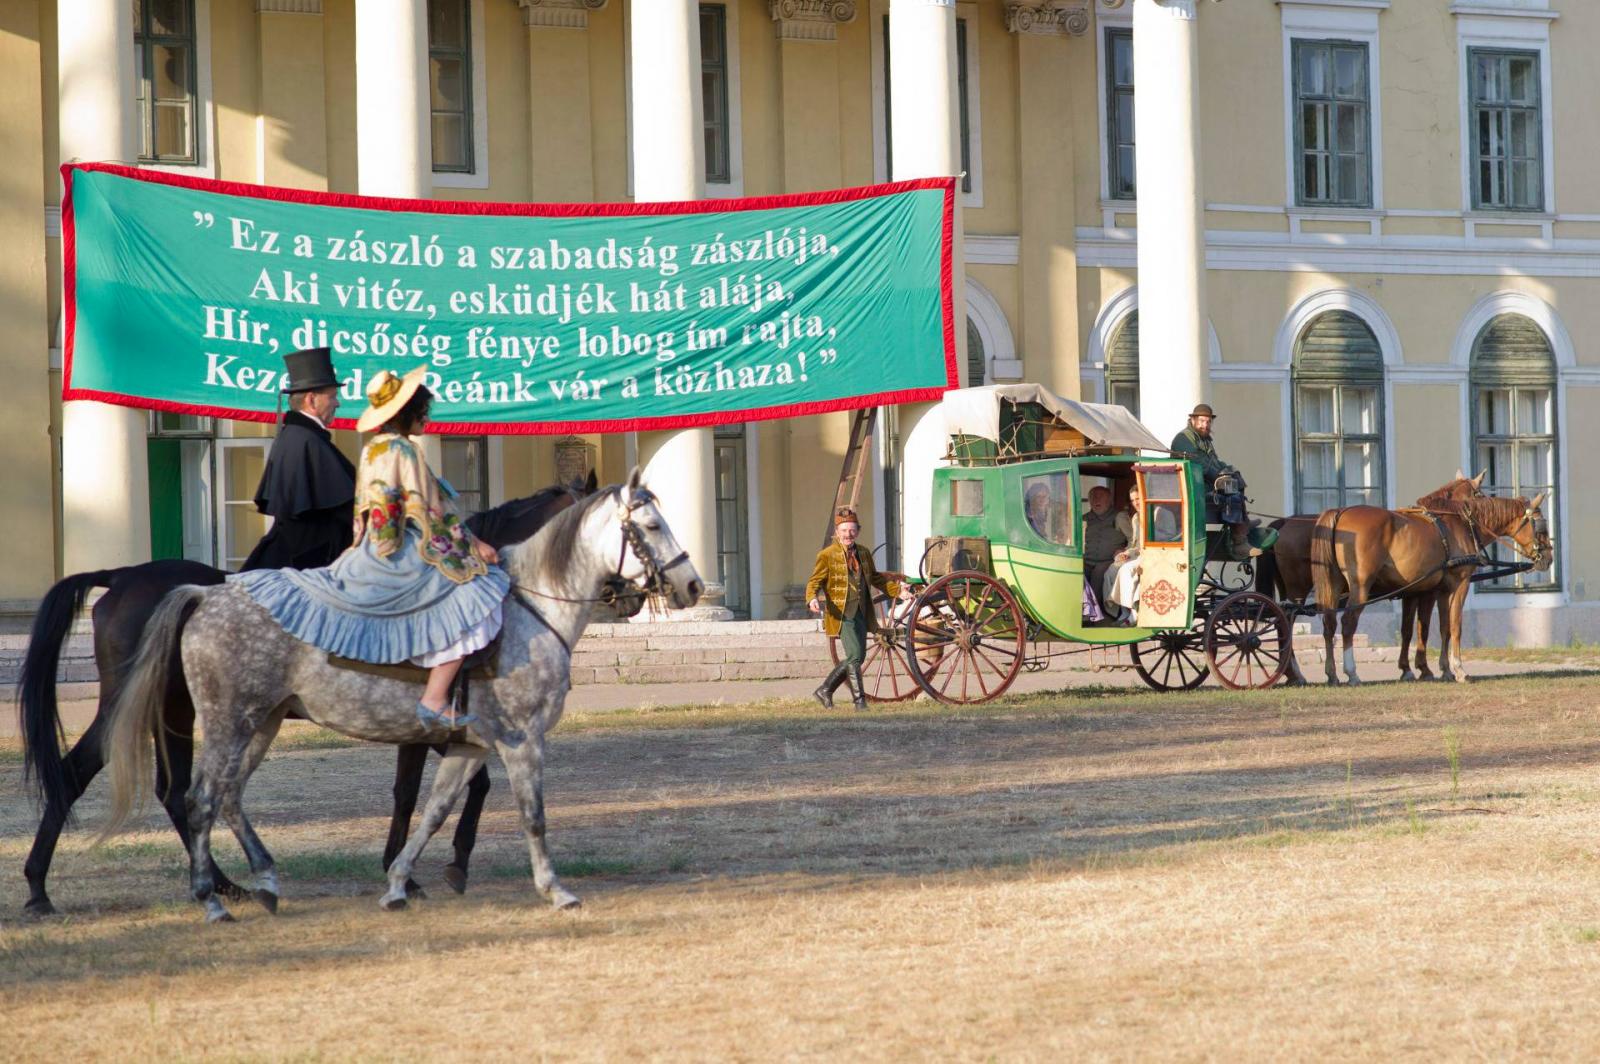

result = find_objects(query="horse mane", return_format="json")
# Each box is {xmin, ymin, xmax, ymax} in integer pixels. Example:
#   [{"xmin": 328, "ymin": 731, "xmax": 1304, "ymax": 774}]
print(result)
[
  {"xmin": 1464, "ymin": 494, "xmax": 1530, "ymax": 531},
  {"xmin": 517, "ymin": 486, "xmax": 622, "ymax": 587},
  {"xmin": 465, "ymin": 485, "xmax": 577, "ymax": 549},
  {"xmin": 1415, "ymin": 476, "xmax": 1481, "ymax": 515}
]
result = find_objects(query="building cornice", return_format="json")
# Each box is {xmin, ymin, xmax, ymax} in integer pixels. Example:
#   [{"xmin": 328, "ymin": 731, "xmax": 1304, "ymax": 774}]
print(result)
[
  {"xmin": 255, "ymin": 0, "xmax": 322, "ymax": 12},
  {"xmin": 1005, "ymin": 2, "xmax": 1090, "ymax": 36},
  {"xmin": 769, "ymin": 1, "xmax": 856, "ymax": 42},
  {"xmin": 1448, "ymin": 3, "xmax": 1558, "ymax": 21},
  {"xmin": 519, "ymin": 0, "xmax": 608, "ymax": 30}
]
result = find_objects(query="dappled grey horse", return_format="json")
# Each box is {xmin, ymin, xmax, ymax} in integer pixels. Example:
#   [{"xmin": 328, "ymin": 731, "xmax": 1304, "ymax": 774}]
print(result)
[{"xmin": 99, "ymin": 470, "xmax": 701, "ymax": 922}]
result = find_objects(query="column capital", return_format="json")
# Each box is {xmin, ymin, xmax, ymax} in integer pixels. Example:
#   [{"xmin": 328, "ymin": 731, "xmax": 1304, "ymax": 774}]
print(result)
[
  {"xmin": 1004, "ymin": 2, "xmax": 1090, "ymax": 36},
  {"xmin": 255, "ymin": 0, "xmax": 322, "ymax": 11},
  {"xmin": 519, "ymin": 0, "xmax": 608, "ymax": 30},
  {"xmin": 770, "ymin": 0, "xmax": 856, "ymax": 41}
]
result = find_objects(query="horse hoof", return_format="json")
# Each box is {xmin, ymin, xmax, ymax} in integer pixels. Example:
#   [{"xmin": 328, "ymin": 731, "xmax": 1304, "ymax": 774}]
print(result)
[
  {"xmin": 253, "ymin": 889, "xmax": 279, "ymax": 915},
  {"xmin": 204, "ymin": 907, "xmax": 236, "ymax": 925},
  {"xmin": 1399, "ymin": 671, "xmax": 1415, "ymax": 683},
  {"xmin": 22, "ymin": 897, "xmax": 57, "ymax": 919},
  {"xmin": 443, "ymin": 866, "xmax": 468, "ymax": 895},
  {"xmin": 405, "ymin": 879, "xmax": 427, "ymax": 900},
  {"xmin": 380, "ymin": 894, "xmax": 409, "ymax": 912},
  {"xmin": 549, "ymin": 887, "xmax": 582, "ymax": 911}
]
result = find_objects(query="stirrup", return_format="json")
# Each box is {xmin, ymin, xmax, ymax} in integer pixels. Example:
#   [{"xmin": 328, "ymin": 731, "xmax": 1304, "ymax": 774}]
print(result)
[{"xmin": 417, "ymin": 701, "xmax": 477, "ymax": 730}]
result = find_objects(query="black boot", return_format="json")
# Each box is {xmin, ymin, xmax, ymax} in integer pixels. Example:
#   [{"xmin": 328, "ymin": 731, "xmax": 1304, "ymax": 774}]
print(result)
[
  {"xmin": 813, "ymin": 662, "xmax": 849, "ymax": 709},
  {"xmin": 845, "ymin": 663, "xmax": 868, "ymax": 710}
]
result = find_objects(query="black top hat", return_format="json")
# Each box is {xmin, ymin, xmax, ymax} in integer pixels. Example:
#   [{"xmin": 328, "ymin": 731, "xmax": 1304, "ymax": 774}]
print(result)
[{"xmin": 281, "ymin": 347, "xmax": 342, "ymax": 393}]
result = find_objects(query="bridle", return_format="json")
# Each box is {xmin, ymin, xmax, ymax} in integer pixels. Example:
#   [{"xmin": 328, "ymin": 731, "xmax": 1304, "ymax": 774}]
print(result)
[
  {"xmin": 1457, "ymin": 497, "xmax": 1549, "ymax": 567},
  {"xmin": 510, "ymin": 486, "xmax": 690, "ymax": 609}
]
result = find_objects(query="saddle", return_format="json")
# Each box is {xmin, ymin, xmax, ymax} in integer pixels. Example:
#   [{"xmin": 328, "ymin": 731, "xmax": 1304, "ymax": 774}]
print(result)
[{"xmin": 326, "ymin": 637, "xmax": 504, "ymax": 718}]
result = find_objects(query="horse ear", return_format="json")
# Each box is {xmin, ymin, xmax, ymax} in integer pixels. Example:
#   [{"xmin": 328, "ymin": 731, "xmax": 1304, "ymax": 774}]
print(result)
[
  {"xmin": 1471, "ymin": 470, "xmax": 1486, "ymax": 488},
  {"xmin": 1530, "ymin": 490, "xmax": 1547, "ymax": 511},
  {"xmin": 627, "ymin": 465, "xmax": 642, "ymax": 491},
  {"xmin": 584, "ymin": 469, "xmax": 598, "ymax": 495}
]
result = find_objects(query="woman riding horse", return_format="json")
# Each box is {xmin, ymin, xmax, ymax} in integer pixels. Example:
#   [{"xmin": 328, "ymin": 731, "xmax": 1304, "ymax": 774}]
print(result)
[{"xmin": 231, "ymin": 366, "xmax": 509, "ymax": 729}]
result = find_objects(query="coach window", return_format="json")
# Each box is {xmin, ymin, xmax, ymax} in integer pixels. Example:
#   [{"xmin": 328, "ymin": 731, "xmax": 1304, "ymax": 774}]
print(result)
[
  {"xmin": 134, "ymin": 0, "xmax": 198, "ymax": 163},
  {"xmin": 1293, "ymin": 311, "xmax": 1386, "ymax": 513},
  {"xmin": 1105, "ymin": 312, "xmax": 1139, "ymax": 417},
  {"xmin": 428, "ymin": 0, "xmax": 473, "ymax": 173},
  {"xmin": 440, "ymin": 435, "xmax": 489, "ymax": 516},
  {"xmin": 1021, "ymin": 472, "xmax": 1072, "ymax": 547},
  {"xmin": 1472, "ymin": 313, "xmax": 1558, "ymax": 590}
]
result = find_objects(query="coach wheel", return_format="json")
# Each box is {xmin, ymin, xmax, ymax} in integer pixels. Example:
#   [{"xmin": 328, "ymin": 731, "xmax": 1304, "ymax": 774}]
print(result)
[
  {"xmin": 905, "ymin": 571, "xmax": 1025, "ymax": 705},
  {"xmin": 1204, "ymin": 591, "xmax": 1293, "ymax": 690},
  {"xmin": 828, "ymin": 592, "xmax": 920, "ymax": 703},
  {"xmin": 1130, "ymin": 629, "xmax": 1211, "ymax": 692}
]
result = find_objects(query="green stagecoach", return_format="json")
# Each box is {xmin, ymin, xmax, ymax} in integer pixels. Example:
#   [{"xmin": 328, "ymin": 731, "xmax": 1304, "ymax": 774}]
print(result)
[{"xmin": 840, "ymin": 385, "xmax": 1293, "ymax": 704}]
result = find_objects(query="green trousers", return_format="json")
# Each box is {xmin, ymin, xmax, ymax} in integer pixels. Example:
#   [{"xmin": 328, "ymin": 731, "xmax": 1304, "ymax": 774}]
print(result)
[{"xmin": 837, "ymin": 609, "xmax": 869, "ymax": 666}]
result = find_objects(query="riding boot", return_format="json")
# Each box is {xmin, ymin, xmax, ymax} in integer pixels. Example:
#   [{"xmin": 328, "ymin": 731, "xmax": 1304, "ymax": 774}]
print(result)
[
  {"xmin": 1229, "ymin": 522, "xmax": 1261, "ymax": 562},
  {"xmin": 813, "ymin": 662, "xmax": 849, "ymax": 709},
  {"xmin": 845, "ymin": 663, "xmax": 868, "ymax": 711}
]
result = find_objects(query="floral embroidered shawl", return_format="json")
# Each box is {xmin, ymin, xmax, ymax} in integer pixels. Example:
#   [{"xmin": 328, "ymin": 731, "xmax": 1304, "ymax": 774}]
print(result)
[{"xmin": 354, "ymin": 433, "xmax": 489, "ymax": 584}]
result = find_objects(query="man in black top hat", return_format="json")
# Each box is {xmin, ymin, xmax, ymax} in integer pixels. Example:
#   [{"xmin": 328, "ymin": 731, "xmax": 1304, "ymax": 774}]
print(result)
[
  {"xmin": 1169, "ymin": 403, "xmax": 1261, "ymax": 562},
  {"xmin": 240, "ymin": 348, "xmax": 358, "ymax": 572}
]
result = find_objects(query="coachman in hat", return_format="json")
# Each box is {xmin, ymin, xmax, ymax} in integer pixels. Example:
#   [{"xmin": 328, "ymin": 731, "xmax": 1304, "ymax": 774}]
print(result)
[
  {"xmin": 1169, "ymin": 403, "xmax": 1262, "ymax": 562},
  {"xmin": 804, "ymin": 507, "xmax": 911, "ymax": 710},
  {"xmin": 240, "ymin": 348, "xmax": 358, "ymax": 571}
]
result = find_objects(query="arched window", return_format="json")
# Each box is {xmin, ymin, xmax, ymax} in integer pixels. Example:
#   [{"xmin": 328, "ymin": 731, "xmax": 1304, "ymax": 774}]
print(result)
[
  {"xmin": 1472, "ymin": 313, "xmax": 1557, "ymax": 590},
  {"xmin": 1105, "ymin": 312, "xmax": 1139, "ymax": 416},
  {"xmin": 1293, "ymin": 310, "xmax": 1385, "ymax": 513},
  {"xmin": 966, "ymin": 316, "xmax": 987, "ymax": 386}
]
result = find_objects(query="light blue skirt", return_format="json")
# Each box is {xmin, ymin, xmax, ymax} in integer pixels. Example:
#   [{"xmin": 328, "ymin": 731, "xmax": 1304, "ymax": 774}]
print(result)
[{"xmin": 230, "ymin": 526, "xmax": 511, "ymax": 665}]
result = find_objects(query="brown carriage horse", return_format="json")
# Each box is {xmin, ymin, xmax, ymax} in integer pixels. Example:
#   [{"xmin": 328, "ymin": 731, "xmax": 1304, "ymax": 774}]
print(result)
[
  {"xmin": 1255, "ymin": 472, "xmax": 1488, "ymax": 684},
  {"xmin": 1311, "ymin": 491, "xmax": 1552, "ymax": 685}
]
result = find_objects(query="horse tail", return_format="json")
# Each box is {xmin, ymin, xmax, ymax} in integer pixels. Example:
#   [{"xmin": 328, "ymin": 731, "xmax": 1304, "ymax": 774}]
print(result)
[
  {"xmin": 1310, "ymin": 509, "xmax": 1345, "ymax": 612},
  {"xmin": 17, "ymin": 569, "xmax": 119, "ymax": 816},
  {"xmin": 98, "ymin": 586, "xmax": 205, "ymax": 842}
]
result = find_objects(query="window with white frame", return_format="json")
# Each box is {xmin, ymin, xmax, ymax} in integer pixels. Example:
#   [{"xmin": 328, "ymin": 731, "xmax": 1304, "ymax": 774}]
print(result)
[
  {"xmin": 1292, "ymin": 39, "xmax": 1371, "ymax": 208},
  {"xmin": 701, "ymin": 4, "xmax": 731, "ymax": 185},
  {"xmin": 1105, "ymin": 26, "xmax": 1135, "ymax": 201},
  {"xmin": 1471, "ymin": 314, "xmax": 1557, "ymax": 590},
  {"xmin": 427, "ymin": 0, "xmax": 474, "ymax": 173},
  {"xmin": 1469, "ymin": 48, "xmax": 1542, "ymax": 212},
  {"xmin": 882, "ymin": 13, "xmax": 975, "ymax": 194},
  {"xmin": 1293, "ymin": 311, "xmax": 1385, "ymax": 513},
  {"xmin": 440, "ymin": 436, "xmax": 489, "ymax": 516},
  {"xmin": 134, "ymin": 0, "xmax": 199, "ymax": 163}
]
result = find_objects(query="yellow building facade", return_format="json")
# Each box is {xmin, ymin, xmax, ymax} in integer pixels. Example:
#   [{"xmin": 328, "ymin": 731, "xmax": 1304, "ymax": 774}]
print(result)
[{"xmin": 1, "ymin": 0, "xmax": 1593, "ymax": 644}]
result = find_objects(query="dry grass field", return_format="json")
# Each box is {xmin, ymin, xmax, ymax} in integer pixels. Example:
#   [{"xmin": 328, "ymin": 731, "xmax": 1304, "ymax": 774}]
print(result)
[{"xmin": 5, "ymin": 664, "xmax": 1600, "ymax": 1061}]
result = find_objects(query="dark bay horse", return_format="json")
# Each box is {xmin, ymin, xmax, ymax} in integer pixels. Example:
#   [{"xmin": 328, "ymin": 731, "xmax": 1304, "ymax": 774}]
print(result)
[
  {"xmin": 16, "ymin": 476, "xmax": 593, "ymax": 917},
  {"xmin": 1255, "ymin": 472, "xmax": 1488, "ymax": 684},
  {"xmin": 1311, "ymin": 491, "xmax": 1552, "ymax": 685}
]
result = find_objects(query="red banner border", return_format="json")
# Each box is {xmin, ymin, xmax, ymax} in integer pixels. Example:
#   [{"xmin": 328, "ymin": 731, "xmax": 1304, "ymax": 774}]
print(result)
[{"xmin": 60, "ymin": 163, "xmax": 959, "ymax": 435}]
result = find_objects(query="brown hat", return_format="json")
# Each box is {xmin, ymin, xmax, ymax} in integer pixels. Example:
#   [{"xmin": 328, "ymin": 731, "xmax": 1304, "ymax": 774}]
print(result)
[
  {"xmin": 1189, "ymin": 403, "xmax": 1216, "ymax": 418},
  {"xmin": 834, "ymin": 507, "xmax": 860, "ymax": 527}
]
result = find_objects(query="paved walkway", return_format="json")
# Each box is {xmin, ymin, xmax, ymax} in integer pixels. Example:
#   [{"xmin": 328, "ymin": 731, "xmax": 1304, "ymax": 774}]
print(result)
[{"xmin": 3, "ymin": 656, "xmax": 1588, "ymax": 740}]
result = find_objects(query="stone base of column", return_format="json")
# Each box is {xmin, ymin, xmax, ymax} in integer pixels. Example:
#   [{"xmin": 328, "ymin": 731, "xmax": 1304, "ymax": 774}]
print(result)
[
  {"xmin": 629, "ymin": 580, "xmax": 736, "ymax": 622},
  {"xmin": 779, "ymin": 583, "xmax": 812, "ymax": 620}
]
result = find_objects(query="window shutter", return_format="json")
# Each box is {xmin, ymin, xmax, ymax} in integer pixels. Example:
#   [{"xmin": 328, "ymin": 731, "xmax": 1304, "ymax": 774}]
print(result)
[
  {"xmin": 1108, "ymin": 313, "xmax": 1139, "ymax": 380},
  {"xmin": 1294, "ymin": 311, "xmax": 1382, "ymax": 381},
  {"xmin": 1470, "ymin": 313, "xmax": 1556, "ymax": 387},
  {"xmin": 966, "ymin": 317, "xmax": 986, "ymax": 386}
]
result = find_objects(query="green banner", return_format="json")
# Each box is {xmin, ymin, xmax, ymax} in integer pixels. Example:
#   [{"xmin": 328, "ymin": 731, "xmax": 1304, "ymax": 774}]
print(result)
[{"xmin": 63, "ymin": 165, "xmax": 956, "ymax": 434}]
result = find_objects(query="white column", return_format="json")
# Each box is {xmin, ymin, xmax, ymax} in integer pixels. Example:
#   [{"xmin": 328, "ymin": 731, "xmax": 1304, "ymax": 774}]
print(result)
[
  {"xmin": 1132, "ymin": 0, "xmax": 1209, "ymax": 439},
  {"xmin": 356, "ymin": 0, "xmax": 430, "ymax": 198},
  {"xmin": 630, "ymin": 0, "xmax": 730, "ymax": 618},
  {"xmin": 889, "ymin": 0, "xmax": 965, "ymax": 568},
  {"xmin": 59, "ymin": 0, "xmax": 151, "ymax": 572}
]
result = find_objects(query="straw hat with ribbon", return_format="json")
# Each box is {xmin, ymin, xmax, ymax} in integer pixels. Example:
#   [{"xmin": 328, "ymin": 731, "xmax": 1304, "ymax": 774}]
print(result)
[{"xmin": 356, "ymin": 365, "xmax": 430, "ymax": 433}]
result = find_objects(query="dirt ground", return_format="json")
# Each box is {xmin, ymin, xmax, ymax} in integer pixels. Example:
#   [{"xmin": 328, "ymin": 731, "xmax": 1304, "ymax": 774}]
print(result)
[{"xmin": 5, "ymin": 665, "xmax": 1600, "ymax": 1061}]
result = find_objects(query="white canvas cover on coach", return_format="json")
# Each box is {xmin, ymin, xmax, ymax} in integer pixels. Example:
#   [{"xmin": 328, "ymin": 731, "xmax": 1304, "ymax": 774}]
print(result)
[{"xmin": 940, "ymin": 384, "xmax": 1167, "ymax": 452}]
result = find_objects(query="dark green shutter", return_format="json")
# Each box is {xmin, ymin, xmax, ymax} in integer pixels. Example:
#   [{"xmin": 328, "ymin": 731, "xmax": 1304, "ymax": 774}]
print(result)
[
  {"xmin": 1470, "ymin": 314, "xmax": 1556, "ymax": 386},
  {"xmin": 1108, "ymin": 313, "xmax": 1138, "ymax": 380},
  {"xmin": 1294, "ymin": 311, "xmax": 1382, "ymax": 381}
]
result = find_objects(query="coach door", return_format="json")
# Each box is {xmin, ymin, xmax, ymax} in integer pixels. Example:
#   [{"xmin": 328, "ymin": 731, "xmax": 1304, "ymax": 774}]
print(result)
[{"xmin": 1134, "ymin": 464, "xmax": 1194, "ymax": 629}]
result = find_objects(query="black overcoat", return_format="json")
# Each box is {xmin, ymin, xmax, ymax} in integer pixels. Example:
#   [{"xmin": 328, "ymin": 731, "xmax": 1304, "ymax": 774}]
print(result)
[{"xmin": 240, "ymin": 410, "xmax": 357, "ymax": 572}]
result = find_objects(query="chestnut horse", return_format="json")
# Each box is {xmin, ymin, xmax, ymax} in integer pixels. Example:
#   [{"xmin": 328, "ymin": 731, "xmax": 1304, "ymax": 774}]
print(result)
[
  {"xmin": 1311, "ymin": 491, "xmax": 1552, "ymax": 685},
  {"xmin": 1255, "ymin": 472, "xmax": 1487, "ymax": 684}
]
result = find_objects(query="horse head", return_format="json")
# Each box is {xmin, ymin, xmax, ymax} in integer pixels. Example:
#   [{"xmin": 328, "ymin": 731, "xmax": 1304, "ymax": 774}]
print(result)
[
  {"xmin": 611, "ymin": 467, "xmax": 704, "ymax": 610},
  {"xmin": 1471, "ymin": 491, "xmax": 1554, "ymax": 572}
]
